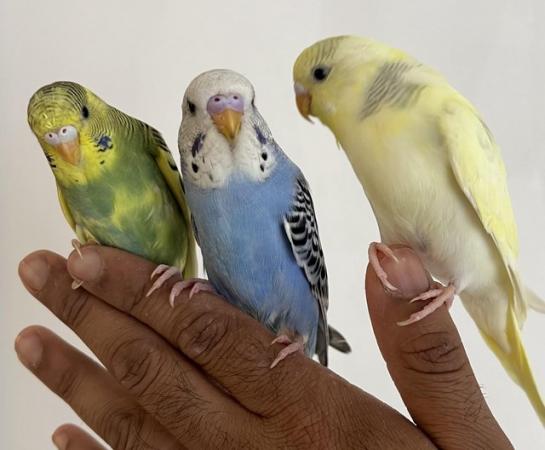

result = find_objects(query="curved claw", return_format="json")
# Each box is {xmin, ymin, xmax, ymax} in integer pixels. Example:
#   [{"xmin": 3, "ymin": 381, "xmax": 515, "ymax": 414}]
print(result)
[
  {"xmin": 368, "ymin": 242, "xmax": 399, "ymax": 292},
  {"xmin": 270, "ymin": 335, "xmax": 293, "ymax": 346},
  {"xmin": 409, "ymin": 288, "xmax": 443, "ymax": 303},
  {"xmin": 169, "ymin": 281, "xmax": 187, "ymax": 308},
  {"xmin": 398, "ymin": 284, "xmax": 456, "ymax": 326},
  {"xmin": 146, "ymin": 266, "xmax": 181, "ymax": 297},
  {"xmin": 270, "ymin": 338, "xmax": 305, "ymax": 369},
  {"xmin": 71, "ymin": 239, "xmax": 83, "ymax": 258},
  {"xmin": 168, "ymin": 278, "xmax": 215, "ymax": 307},
  {"xmin": 150, "ymin": 264, "xmax": 170, "ymax": 279}
]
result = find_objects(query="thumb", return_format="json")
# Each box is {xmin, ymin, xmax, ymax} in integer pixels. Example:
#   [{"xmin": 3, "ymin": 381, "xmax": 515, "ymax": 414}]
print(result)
[{"xmin": 365, "ymin": 246, "xmax": 512, "ymax": 449}]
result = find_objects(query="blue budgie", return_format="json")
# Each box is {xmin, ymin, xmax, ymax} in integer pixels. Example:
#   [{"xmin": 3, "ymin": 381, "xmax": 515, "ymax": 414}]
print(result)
[{"xmin": 150, "ymin": 69, "xmax": 350, "ymax": 367}]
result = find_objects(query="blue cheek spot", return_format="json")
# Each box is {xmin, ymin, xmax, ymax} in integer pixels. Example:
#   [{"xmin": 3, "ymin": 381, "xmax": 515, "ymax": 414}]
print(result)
[
  {"xmin": 97, "ymin": 135, "xmax": 113, "ymax": 152},
  {"xmin": 254, "ymin": 125, "xmax": 267, "ymax": 145},
  {"xmin": 191, "ymin": 133, "xmax": 205, "ymax": 157}
]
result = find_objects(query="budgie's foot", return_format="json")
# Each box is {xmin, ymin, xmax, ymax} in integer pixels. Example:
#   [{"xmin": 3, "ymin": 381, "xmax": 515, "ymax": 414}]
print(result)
[
  {"xmin": 270, "ymin": 335, "xmax": 305, "ymax": 369},
  {"xmin": 169, "ymin": 278, "xmax": 215, "ymax": 307},
  {"xmin": 71, "ymin": 238, "xmax": 99, "ymax": 260},
  {"xmin": 368, "ymin": 242, "xmax": 400, "ymax": 292},
  {"xmin": 70, "ymin": 240, "xmax": 84, "ymax": 289},
  {"xmin": 146, "ymin": 264, "xmax": 181, "ymax": 297},
  {"xmin": 71, "ymin": 239, "xmax": 83, "ymax": 258},
  {"xmin": 397, "ymin": 283, "xmax": 456, "ymax": 326}
]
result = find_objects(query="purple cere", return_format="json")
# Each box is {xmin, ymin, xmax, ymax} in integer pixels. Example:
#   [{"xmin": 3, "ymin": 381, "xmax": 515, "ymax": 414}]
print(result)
[{"xmin": 206, "ymin": 94, "xmax": 244, "ymax": 115}]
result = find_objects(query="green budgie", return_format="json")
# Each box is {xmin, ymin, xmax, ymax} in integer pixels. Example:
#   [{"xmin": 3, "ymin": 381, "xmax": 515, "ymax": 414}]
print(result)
[{"xmin": 27, "ymin": 81, "xmax": 197, "ymax": 279}]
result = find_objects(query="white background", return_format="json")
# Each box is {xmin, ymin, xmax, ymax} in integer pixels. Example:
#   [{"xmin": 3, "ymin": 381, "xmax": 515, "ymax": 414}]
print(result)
[{"xmin": 1, "ymin": 0, "xmax": 544, "ymax": 448}]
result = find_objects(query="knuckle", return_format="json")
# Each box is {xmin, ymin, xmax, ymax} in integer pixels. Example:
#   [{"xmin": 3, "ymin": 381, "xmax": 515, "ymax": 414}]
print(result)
[
  {"xmin": 54, "ymin": 365, "xmax": 82, "ymax": 401},
  {"xmin": 399, "ymin": 330, "xmax": 467, "ymax": 375},
  {"xmin": 267, "ymin": 407, "xmax": 330, "ymax": 449},
  {"xmin": 118, "ymin": 277, "xmax": 150, "ymax": 313},
  {"xmin": 175, "ymin": 306, "xmax": 232, "ymax": 363},
  {"xmin": 56, "ymin": 289, "xmax": 93, "ymax": 330},
  {"xmin": 98, "ymin": 407, "xmax": 151, "ymax": 450},
  {"xmin": 125, "ymin": 271, "xmax": 182, "ymax": 315},
  {"xmin": 109, "ymin": 336, "xmax": 165, "ymax": 397}
]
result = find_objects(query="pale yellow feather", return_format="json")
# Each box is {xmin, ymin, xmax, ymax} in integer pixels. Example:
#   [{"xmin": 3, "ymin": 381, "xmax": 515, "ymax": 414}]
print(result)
[{"xmin": 293, "ymin": 35, "xmax": 545, "ymax": 425}]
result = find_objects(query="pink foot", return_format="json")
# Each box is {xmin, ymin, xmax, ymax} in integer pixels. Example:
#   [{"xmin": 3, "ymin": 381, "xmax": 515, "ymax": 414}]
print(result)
[
  {"xmin": 168, "ymin": 278, "xmax": 215, "ymax": 307},
  {"xmin": 70, "ymin": 240, "xmax": 84, "ymax": 289},
  {"xmin": 146, "ymin": 265, "xmax": 181, "ymax": 297},
  {"xmin": 270, "ymin": 334, "xmax": 305, "ymax": 368},
  {"xmin": 71, "ymin": 239, "xmax": 85, "ymax": 258},
  {"xmin": 397, "ymin": 283, "xmax": 456, "ymax": 326},
  {"xmin": 368, "ymin": 242, "xmax": 399, "ymax": 292}
]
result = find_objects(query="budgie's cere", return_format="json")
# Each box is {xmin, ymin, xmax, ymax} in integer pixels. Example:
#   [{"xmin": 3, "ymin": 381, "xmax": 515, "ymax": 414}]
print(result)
[
  {"xmin": 28, "ymin": 82, "xmax": 197, "ymax": 279},
  {"xmin": 293, "ymin": 35, "xmax": 545, "ymax": 424},
  {"xmin": 169, "ymin": 69, "xmax": 350, "ymax": 367}
]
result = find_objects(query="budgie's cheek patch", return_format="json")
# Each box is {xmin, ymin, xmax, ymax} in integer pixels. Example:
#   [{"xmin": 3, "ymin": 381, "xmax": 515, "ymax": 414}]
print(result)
[
  {"xmin": 232, "ymin": 124, "xmax": 277, "ymax": 182},
  {"xmin": 181, "ymin": 130, "xmax": 234, "ymax": 189},
  {"xmin": 254, "ymin": 124, "xmax": 267, "ymax": 145},
  {"xmin": 97, "ymin": 135, "xmax": 113, "ymax": 152},
  {"xmin": 191, "ymin": 133, "xmax": 205, "ymax": 157}
]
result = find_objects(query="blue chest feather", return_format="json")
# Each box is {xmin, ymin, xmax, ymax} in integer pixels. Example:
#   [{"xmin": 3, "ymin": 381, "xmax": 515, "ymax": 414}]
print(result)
[{"xmin": 186, "ymin": 159, "xmax": 319, "ymax": 353}]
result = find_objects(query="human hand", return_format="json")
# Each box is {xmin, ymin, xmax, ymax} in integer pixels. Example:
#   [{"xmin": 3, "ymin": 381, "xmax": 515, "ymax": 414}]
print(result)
[{"xmin": 16, "ymin": 245, "xmax": 511, "ymax": 449}]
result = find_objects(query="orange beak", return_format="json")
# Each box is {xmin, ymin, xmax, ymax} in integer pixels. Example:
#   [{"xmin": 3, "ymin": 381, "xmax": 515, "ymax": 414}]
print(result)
[
  {"xmin": 294, "ymin": 83, "xmax": 312, "ymax": 122},
  {"xmin": 211, "ymin": 109, "xmax": 242, "ymax": 142},
  {"xmin": 57, "ymin": 139, "xmax": 81, "ymax": 166}
]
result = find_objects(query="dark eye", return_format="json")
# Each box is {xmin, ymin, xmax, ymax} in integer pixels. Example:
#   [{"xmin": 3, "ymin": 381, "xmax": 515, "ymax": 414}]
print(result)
[
  {"xmin": 187, "ymin": 100, "xmax": 196, "ymax": 114},
  {"xmin": 81, "ymin": 106, "xmax": 89, "ymax": 118},
  {"xmin": 251, "ymin": 97, "xmax": 255, "ymax": 107},
  {"xmin": 312, "ymin": 66, "xmax": 330, "ymax": 82}
]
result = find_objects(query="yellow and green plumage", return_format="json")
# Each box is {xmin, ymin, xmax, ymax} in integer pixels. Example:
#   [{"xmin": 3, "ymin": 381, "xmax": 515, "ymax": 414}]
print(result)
[
  {"xmin": 293, "ymin": 36, "xmax": 545, "ymax": 424},
  {"xmin": 28, "ymin": 81, "xmax": 197, "ymax": 278}
]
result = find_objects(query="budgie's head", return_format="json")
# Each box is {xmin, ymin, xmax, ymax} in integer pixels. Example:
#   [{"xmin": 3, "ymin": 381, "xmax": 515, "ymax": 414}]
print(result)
[
  {"xmin": 293, "ymin": 36, "xmax": 408, "ymax": 126},
  {"xmin": 28, "ymin": 82, "xmax": 116, "ymax": 179},
  {"xmin": 179, "ymin": 69, "xmax": 278, "ymax": 188}
]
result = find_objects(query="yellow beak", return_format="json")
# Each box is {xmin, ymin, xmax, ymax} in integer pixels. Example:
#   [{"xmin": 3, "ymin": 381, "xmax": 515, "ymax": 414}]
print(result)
[
  {"xmin": 296, "ymin": 91, "xmax": 313, "ymax": 122},
  {"xmin": 212, "ymin": 109, "xmax": 242, "ymax": 142},
  {"xmin": 294, "ymin": 82, "xmax": 312, "ymax": 122},
  {"xmin": 57, "ymin": 139, "xmax": 81, "ymax": 166}
]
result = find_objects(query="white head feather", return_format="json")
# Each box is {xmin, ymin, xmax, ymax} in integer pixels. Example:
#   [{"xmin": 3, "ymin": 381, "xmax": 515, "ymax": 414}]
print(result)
[{"xmin": 179, "ymin": 69, "xmax": 278, "ymax": 189}]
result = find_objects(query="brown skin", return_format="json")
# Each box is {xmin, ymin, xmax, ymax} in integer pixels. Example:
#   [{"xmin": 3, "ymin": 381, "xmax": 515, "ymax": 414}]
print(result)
[{"xmin": 16, "ymin": 245, "xmax": 512, "ymax": 450}]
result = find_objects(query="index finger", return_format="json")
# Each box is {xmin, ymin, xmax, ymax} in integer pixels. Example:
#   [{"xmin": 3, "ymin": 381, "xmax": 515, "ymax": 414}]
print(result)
[{"xmin": 67, "ymin": 245, "xmax": 318, "ymax": 417}]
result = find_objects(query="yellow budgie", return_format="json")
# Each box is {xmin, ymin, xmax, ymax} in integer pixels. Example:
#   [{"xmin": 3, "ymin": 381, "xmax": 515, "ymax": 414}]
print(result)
[{"xmin": 293, "ymin": 35, "xmax": 545, "ymax": 424}]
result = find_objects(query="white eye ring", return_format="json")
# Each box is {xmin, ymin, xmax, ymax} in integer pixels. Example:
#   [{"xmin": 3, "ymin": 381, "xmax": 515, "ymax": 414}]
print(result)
[
  {"xmin": 43, "ymin": 132, "xmax": 60, "ymax": 146},
  {"xmin": 58, "ymin": 125, "xmax": 78, "ymax": 143}
]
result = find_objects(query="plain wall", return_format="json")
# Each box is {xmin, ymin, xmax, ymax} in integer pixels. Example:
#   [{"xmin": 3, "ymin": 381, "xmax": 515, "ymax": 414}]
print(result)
[{"xmin": 1, "ymin": 0, "xmax": 544, "ymax": 447}]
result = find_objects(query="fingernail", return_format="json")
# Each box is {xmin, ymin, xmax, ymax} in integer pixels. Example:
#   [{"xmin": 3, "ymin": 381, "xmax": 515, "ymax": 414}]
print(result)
[
  {"xmin": 15, "ymin": 332, "xmax": 43, "ymax": 369},
  {"xmin": 68, "ymin": 248, "xmax": 102, "ymax": 282},
  {"xmin": 382, "ymin": 248, "xmax": 430, "ymax": 298},
  {"xmin": 19, "ymin": 255, "xmax": 49, "ymax": 292},
  {"xmin": 52, "ymin": 431, "xmax": 68, "ymax": 450}
]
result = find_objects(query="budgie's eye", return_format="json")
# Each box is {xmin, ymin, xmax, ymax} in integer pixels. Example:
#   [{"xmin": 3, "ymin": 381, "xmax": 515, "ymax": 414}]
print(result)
[
  {"xmin": 187, "ymin": 100, "xmax": 196, "ymax": 114},
  {"xmin": 44, "ymin": 132, "xmax": 60, "ymax": 146},
  {"xmin": 81, "ymin": 106, "xmax": 89, "ymax": 119},
  {"xmin": 312, "ymin": 66, "xmax": 330, "ymax": 82}
]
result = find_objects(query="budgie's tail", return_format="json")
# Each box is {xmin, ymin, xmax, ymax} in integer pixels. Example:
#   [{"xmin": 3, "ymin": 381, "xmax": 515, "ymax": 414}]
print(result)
[
  {"xmin": 527, "ymin": 287, "xmax": 545, "ymax": 314},
  {"xmin": 328, "ymin": 325, "xmax": 351, "ymax": 353},
  {"xmin": 476, "ymin": 302, "xmax": 545, "ymax": 426}
]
